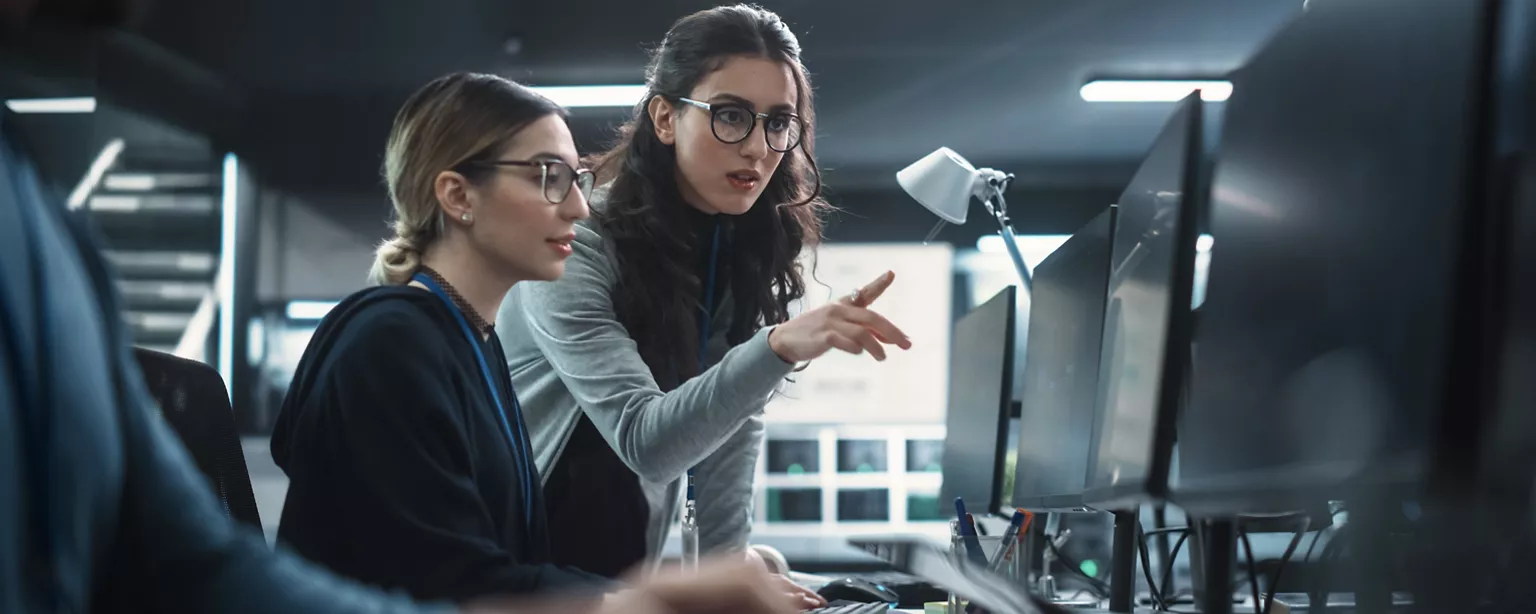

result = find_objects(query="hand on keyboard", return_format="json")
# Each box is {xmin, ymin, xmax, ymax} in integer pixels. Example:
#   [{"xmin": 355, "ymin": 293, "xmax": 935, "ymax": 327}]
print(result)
[{"xmin": 775, "ymin": 572, "xmax": 829, "ymax": 609}]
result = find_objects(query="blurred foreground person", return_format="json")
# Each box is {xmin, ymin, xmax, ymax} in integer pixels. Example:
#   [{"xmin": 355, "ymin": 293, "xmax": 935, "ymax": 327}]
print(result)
[{"xmin": 0, "ymin": 111, "xmax": 796, "ymax": 614}]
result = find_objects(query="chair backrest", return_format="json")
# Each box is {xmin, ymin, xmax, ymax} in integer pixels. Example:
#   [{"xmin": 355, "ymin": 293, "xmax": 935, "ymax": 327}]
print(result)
[{"xmin": 133, "ymin": 347, "xmax": 263, "ymax": 534}]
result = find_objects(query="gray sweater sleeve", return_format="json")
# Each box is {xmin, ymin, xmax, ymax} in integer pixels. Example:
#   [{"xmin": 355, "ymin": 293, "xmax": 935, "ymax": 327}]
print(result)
[
  {"xmin": 513, "ymin": 227, "xmax": 794, "ymax": 485},
  {"xmin": 691, "ymin": 413, "xmax": 765, "ymax": 553}
]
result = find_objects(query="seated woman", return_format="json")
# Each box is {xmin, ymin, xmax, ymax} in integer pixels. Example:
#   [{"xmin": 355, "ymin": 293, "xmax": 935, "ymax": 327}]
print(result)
[
  {"xmin": 496, "ymin": 3, "xmax": 910, "ymax": 581},
  {"xmin": 270, "ymin": 72, "xmax": 602, "ymax": 602}
]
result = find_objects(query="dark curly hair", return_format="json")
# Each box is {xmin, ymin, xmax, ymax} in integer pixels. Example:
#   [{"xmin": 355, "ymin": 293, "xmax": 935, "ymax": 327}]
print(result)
[{"xmin": 587, "ymin": 4, "xmax": 827, "ymax": 388}]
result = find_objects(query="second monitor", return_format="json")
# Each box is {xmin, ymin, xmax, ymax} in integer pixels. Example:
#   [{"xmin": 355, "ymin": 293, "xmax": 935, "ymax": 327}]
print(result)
[{"xmin": 1010, "ymin": 205, "xmax": 1118, "ymax": 512}]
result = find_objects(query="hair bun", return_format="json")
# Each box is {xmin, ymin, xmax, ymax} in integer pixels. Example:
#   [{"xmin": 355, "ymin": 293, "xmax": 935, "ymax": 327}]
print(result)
[{"xmin": 368, "ymin": 235, "xmax": 423, "ymax": 286}]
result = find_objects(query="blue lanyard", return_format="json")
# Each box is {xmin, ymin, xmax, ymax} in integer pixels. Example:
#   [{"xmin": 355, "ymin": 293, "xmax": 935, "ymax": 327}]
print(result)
[
  {"xmin": 411, "ymin": 272, "xmax": 535, "ymax": 532},
  {"xmin": 686, "ymin": 222, "xmax": 722, "ymax": 503}
]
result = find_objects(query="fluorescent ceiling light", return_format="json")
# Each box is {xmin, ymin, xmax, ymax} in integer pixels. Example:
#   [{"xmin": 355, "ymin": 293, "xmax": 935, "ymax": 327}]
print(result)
[
  {"xmin": 5, "ymin": 96, "xmax": 97, "ymax": 113},
  {"xmin": 286, "ymin": 300, "xmax": 338, "ymax": 320},
  {"xmin": 529, "ymin": 85, "xmax": 648, "ymax": 108},
  {"xmin": 1080, "ymin": 80, "xmax": 1232, "ymax": 103},
  {"xmin": 67, "ymin": 138, "xmax": 124, "ymax": 210}
]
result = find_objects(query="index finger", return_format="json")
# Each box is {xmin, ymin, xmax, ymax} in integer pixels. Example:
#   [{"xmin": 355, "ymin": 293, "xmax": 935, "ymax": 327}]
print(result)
[
  {"xmin": 841, "ymin": 306, "xmax": 911, "ymax": 350},
  {"xmin": 845, "ymin": 271, "xmax": 896, "ymax": 307}
]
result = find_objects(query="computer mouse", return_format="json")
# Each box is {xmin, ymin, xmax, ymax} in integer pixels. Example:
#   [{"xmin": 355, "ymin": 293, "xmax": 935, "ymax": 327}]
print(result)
[{"xmin": 816, "ymin": 577, "xmax": 900, "ymax": 604}]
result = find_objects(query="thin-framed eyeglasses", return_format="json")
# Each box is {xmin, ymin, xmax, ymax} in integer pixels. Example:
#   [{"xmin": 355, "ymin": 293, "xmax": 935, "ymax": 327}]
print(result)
[
  {"xmin": 676, "ymin": 97, "xmax": 805, "ymax": 153},
  {"xmin": 462, "ymin": 159, "xmax": 595, "ymax": 204}
]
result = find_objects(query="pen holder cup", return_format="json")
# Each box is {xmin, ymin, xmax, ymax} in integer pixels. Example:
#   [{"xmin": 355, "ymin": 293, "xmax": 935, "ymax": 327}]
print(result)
[{"xmin": 946, "ymin": 533, "xmax": 1023, "ymax": 613}]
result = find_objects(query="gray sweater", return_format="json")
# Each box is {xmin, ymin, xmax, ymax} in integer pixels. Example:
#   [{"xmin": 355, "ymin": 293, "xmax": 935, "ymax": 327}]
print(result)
[{"xmin": 495, "ymin": 216, "xmax": 795, "ymax": 563}]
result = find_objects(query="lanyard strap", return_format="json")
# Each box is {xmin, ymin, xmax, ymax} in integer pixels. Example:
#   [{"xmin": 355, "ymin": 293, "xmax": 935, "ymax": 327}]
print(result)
[
  {"xmin": 411, "ymin": 272, "xmax": 535, "ymax": 532},
  {"xmin": 686, "ymin": 221, "xmax": 723, "ymax": 502}
]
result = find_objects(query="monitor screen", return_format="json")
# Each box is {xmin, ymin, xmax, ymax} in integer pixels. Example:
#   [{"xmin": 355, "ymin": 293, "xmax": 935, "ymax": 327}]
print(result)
[
  {"xmin": 1084, "ymin": 95, "xmax": 1203, "ymax": 507},
  {"xmin": 1174, "ymin": 0, "xmax": 1499, "ymax": 511},
  {"xmin": 939, "ymin": 286, "xmax": 1018, "ymax": 513},
  {"xmin": 1010, "ymin": 206, "xmax": 1116, "ymax": 511}
]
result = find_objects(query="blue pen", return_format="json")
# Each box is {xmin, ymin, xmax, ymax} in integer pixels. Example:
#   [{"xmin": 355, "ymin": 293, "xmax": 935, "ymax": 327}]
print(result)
[
  {"xmin": 988, "ymin": 509, "xmax": 1027, "ymax": 571},
  {"xmin": 953, "ymin": 498, "xmax": 988, "ymax": 566}
]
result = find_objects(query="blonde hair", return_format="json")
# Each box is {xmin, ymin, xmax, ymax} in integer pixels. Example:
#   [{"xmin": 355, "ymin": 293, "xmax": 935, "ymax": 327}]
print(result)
[{"xmin": 369, "ymin": 72, "xmax": 565, "ymax": 285}]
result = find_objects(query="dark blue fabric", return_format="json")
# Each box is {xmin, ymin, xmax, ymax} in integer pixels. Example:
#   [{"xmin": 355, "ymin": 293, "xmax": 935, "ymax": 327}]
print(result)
[
  {"xmin": 411, "ymin": 272, "xmax": 536, "ymax": 533},
  {"xmin": 0, "ymin": 118, "xmax": 444, "ymax": 614}
]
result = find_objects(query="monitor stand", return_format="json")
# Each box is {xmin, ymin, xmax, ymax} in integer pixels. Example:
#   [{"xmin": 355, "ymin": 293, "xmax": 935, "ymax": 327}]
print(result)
[
  {"xmin": 1108, "ymin": 510, "xmax": 1138, "ymax": 613},
  {"xmin": 1196, "ymin": 518, "xmax": 1237, "ymax": 614}
]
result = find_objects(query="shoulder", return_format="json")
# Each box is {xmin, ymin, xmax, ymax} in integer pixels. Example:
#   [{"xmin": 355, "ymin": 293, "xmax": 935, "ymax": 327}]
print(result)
[{"xmin": 326, "ymin": 288, "xmax": 457, "ymax": 359}]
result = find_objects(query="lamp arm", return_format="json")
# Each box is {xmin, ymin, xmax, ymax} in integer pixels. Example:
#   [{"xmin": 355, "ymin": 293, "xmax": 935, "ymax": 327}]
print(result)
[{"xmin": 978, "ymin": 176, "xmax": 1033, "ymax": 293}]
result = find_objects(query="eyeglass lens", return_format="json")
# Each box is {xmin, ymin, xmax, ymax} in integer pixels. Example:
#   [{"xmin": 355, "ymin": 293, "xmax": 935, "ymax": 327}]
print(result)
[
  {"xmin": 710, "ymin": 105, "xmax": 803, "ymax": 152},
  {"xmin": 541, "ymin": 162, "xmax": 595, "ymax": 204}
]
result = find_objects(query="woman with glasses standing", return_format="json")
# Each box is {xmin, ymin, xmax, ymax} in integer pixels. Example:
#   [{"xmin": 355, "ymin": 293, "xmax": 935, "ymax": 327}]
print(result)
[
  {"xmin": 269, "ymin": 72, "xmax": 606, "ymax": 602},
  {"xmin": 496, "ymin": 4, "xmax": 911, "ymax": 593}
]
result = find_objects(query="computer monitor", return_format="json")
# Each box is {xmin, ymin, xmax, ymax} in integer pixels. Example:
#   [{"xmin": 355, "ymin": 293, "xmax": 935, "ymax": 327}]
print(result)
[
  {"xmin": 1173, "ymin": 0, "xmax": 1528, "ymax": 513},
  {"xmin": 1081, "ymin": 94, "xmax": 1203, "ymax": 509},
  {"xmin": 1484, "ymin": 0, "xmax": 1536, "ymax": 507},
  {"xmin": 939, "ymin": 286, "xmax": 1017, "ymax": 514},
  {"xmin": 1009, "ymin": 206, "xmax": 1117, "ymax": 512}
]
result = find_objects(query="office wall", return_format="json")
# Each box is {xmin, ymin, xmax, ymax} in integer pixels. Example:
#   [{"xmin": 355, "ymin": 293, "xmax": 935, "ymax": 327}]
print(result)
[
  {"xmin": 255, "ymin": 189, "xmax": 392, "ymax": 302},
  {"xmin": 252, "ymin": 182, "xmax": 1124, "ymax": 304}
]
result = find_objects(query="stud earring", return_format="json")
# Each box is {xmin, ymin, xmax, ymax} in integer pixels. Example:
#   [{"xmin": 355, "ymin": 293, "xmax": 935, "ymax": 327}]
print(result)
[{"xmin": 460, "ymin": 212, "xmax": 472, "ymax": 223}]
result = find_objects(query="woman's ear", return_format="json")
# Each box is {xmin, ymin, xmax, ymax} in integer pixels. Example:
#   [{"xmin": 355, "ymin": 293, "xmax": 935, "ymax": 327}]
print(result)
[
  {"xmin": 434, "ymin": 170, "xmax": 474, "ymax": 224},
  {"xmin": 648, "ymin": 95, "xmax": 678, "ymax": 146}
]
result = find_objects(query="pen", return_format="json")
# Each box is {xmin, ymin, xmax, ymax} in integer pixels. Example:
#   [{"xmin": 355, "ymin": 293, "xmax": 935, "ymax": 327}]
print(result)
[
  {"xmin": 1004, "ymin": 509, "xmax": 1034, "ymax": 566},
  {"xmin": 953, "ymin": 498, "xmax": 988, "ymax": 566},
  {"xmin": 988, "ymin": 509, "xmax": 1027, "ymax": 571}
]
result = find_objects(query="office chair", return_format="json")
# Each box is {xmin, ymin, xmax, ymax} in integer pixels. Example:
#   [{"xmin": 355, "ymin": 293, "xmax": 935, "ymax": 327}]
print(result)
[{"xmin": 133, "ymin": 347, "xmax": 263, "ymax": 535}]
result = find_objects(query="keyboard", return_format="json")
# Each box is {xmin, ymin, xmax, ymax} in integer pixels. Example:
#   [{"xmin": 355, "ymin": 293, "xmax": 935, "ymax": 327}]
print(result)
[{"xmin": 805, "ymin": 601, "xmax": 892, "ymax": 614}]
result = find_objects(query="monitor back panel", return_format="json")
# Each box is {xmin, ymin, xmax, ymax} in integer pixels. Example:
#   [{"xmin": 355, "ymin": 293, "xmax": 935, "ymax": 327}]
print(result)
[
  {"xmin": 1174, "ymin": 0, "xmax": 1498, "ymax": 512},
  {"xmin": 1010, "ymin": 206, "xmax": 1116, "ymax": 512},
  {"xmin": 940, "ymin": 287, "xmax": 1017, "ymax": 513},
  {"xmin": 1083, "ymin": 94, "xmax": 1203, "ymax": 509}
]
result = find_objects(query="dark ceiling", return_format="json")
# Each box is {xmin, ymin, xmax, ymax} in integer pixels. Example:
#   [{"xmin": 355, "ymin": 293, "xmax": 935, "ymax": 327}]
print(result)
[
  {"xmin": 87, "ymin": 0, "xmax": 1302, "ymax": 237},
  {"xmin": 131, "ymin": 0, "xmax": 1298, "ymax": 180}
]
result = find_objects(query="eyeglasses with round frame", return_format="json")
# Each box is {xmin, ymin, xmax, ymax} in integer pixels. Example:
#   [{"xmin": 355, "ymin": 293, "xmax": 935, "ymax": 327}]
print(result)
[{"xmin": 676, "ymin": 97, "xmax": 806, "ymax": 153}]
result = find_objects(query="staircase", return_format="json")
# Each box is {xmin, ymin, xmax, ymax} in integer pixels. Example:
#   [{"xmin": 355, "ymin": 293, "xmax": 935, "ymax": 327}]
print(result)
[{"xmin": 85, "ymin": 146, "xmax": 223, "ymax": 357}]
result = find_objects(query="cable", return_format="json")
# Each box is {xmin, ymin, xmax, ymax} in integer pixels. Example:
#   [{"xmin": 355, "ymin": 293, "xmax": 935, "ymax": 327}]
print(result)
[
  {"xmin": 1136, "ymin": 524, "xmax": 1168, "ymax": 611},
  {"xmin": 1240, "ymin": 531, "xmax": 1262, "ymax": 614},
  {"xmin": 1309, "ymin": 524, "xmax": 1350, "ymax": 613},
  {"xmin": 1262, "ymin": 516, "xmax": 1311, "ymax": 614},
  {"xmin": 1301, "ymin": 528, "xmax": 1326, "ymax": 566},
  {"xmin": 1045, "ymin": 535, "xmax": 1112, "ymax": 595},
  {"xmin": 1158, "ymin": 530, "xmax": 1192, "ymax": 602}
]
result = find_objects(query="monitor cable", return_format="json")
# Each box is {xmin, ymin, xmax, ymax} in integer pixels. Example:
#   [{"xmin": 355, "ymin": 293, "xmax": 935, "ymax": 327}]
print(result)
[
  {"xmin": 1136, "ymin": 523, "xmax": 1170, "ymax": 611},
  {"xmin": 1240, "ymin": 532, "xmax": 1262, "ymax": 614},
  {"xmin": 1044, "ymin": 534, "xmax": 1111, "ymax": 597},
  {"xmin": 1260, "ymin": 516, "xmax": 1311, "ymax": 614}
]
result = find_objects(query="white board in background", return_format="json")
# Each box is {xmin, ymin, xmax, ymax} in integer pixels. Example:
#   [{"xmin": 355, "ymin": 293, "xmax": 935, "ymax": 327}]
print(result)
[{"xmin": 765, "ymin": 243, "xmax": 953, "ymax": 425}]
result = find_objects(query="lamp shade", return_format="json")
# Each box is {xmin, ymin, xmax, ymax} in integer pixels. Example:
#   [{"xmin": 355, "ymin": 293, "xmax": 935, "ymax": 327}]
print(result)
[{"xmin": 896, "ymin": 147, "xmax": 980, "ymax": 225}]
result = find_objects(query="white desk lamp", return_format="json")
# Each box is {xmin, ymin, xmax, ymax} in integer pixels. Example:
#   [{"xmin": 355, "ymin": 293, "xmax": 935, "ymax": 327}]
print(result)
[{"xmin": 897, "ymin": 147, "xmax": 1033, "ymax": 292}]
